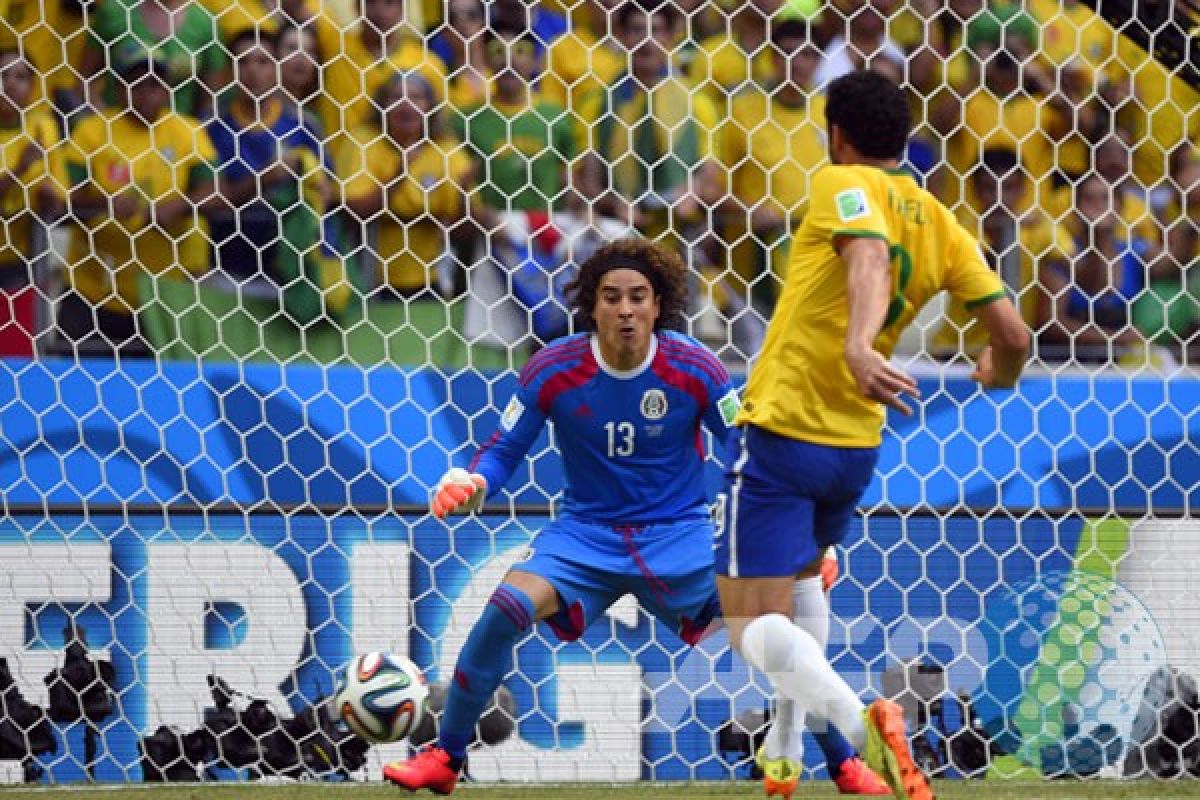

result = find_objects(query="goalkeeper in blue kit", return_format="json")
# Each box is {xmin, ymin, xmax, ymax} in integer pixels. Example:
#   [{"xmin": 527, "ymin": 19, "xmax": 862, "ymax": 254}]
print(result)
[{"xmin": 385, "ymin": 238, "xmax": 885, "ymax": 795}]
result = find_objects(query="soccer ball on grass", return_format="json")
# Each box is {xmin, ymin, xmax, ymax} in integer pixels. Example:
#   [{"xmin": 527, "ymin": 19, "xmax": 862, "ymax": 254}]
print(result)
[{"xmin": 334, "ymin": 652, "xmax": 428, "ymax": 743}]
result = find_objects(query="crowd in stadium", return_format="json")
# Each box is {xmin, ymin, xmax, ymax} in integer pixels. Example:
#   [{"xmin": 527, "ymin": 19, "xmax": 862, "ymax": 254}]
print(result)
[{"xmin": 0, "ymin": 0, "xmax": 1196, "ymax": 366}]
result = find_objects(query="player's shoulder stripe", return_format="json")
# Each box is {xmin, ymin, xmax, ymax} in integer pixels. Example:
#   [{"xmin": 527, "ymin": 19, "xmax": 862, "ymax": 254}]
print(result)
[
  {"xmin": 521, "ymin": 344, "xmax": 589, "ymax": 387},
  {"xmin": 536, "ymin": 348, "xmax": 599, "ymax": 413},
  {"xmin": 519, "ymin": 335, "xmax": 590, "ymax": 386},
  {"xmin": 525, "ymin": 337, "xmax": 588, "ymax": 376},
  {"xmin": 665, "ymin": 349, "xmax": 731, "ymax": 388},
  {"xmin": 659, "ymin": 333, "xmax": 729, "ymax": 384},
  {"xmin": 659, "ymin": 332, "xmax": 727, "ymax": 375}
]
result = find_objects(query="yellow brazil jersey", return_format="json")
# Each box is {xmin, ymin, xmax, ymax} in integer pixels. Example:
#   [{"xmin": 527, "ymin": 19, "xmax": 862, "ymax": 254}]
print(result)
[
  {"xmin": 0, "ymin": 110, "xmax": 65, "ymax": 269},
  {"xmin": 447, "ymin": 69, "xmax": 487, "ymax": 115},
  {"xmin": 0, "ymin": 0, "xmax": 83, "ymax": 104},
  {"xmin": 933, "ymin": 207, "xmax": 1074, "ymax": 355},
  {"xmin": 196, "ymin": 0, "xmax": 279, "ymax": 39},
  {"xmin": 949, "ymin": 88, "xmax": 1062, "ymax": 211},
  {"xmin": 542, "ymin": 30, "xmax": 624, "ymax": 148},
  {"xmin": 338, "ymin": 131, "xmax": 470, "ymax": 292},
  {"xmin": 582, "ymin": 74, "xmax": 718, "ymax": 187},
  {"xmin": 1112, "ymin": 37, "xmax": 1199, "ymax": 186},
  {"xmin": 688, "ymin": 34, "xmax": 777, "ymax": 108},
  {"xmin": 315, "ymin": 16, "xmax": 446, "ymax": 150},
  {"xmin": 1028, "ymin": 0, "xmax": 1118, "ymax": 81},
  {"xmin": 197, "ymin": 0, "xmax": 349, "ymax": 41},
  {"xmin": 64, "ymin": 111, "xmax": 215, "ymax": 314},
  {"xmin": 738, "ymin": 165, "xmax": 1005, "ymax": 448},
  {"xmin": 720, "ymin": 90, "xmax": 827, "ymax": 284}
]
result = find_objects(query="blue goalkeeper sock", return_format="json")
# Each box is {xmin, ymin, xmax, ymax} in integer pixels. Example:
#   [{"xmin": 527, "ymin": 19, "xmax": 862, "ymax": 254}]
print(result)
[
  {"xmin": 437, "ymin": 583, "xmax": 535, "ymax": 762},
  {"xmin": 814, "ymin": 725, "xmax": 856, "ymax": 777}
]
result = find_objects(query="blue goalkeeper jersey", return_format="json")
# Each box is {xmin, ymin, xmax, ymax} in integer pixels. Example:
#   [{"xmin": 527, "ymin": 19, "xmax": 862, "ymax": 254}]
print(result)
[{"xmin": 471, "ymin": 331, "xmax": 739, "ymax": 524}]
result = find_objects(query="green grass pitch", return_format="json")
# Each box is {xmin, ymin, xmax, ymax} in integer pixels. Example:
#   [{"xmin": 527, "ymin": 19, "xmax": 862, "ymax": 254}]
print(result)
[{"xmin": 0, "ymin": 782, "xmax": 1196, "ymax": 799}]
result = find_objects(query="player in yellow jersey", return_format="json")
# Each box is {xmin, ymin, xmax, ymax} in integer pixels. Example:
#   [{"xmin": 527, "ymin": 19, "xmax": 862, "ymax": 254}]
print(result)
[{"xmin": 717, "ymin": 71, "xmax": 1030, "ymax": 800}]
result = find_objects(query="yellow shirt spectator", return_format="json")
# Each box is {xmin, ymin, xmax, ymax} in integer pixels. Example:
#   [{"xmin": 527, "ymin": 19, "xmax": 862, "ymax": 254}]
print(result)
[
  {"xmin": 339, "ymin": 131, "xmax": 470, "ymax": 293},
  {"xmin": 719, "ymin": 90, "xmax": 827, "ymax": 284},
  {"xmin": 541, "ymin": 28, "xmax": 624, "ymax": 147},
  {"xmin": 584, "ymin": 74, "xmax": 718, "ymax": 239},
  {"xmin": 1112, "ymin": 36, "xmax": 1200, "ymax": 186},
  {"xmin": 198, "ymin": 0, "xmax": 280, "ymax": 39},
  {"xmin": 64, "ymin": 111, "xmax": 215, "ymax": 313},
  {"xmin": 948, "ymin": 81, "xmax": 1062, "ymax": 211},
  {"xmin": 0, "ymin": 0, "xmax": 84, "ymax": 104},
  {"xmin": 1028, "ymin": 0, "xmax": 1118, "ymax": 80},
  {"xmin": 315, "ymin": 12, "xmax": 446, "ymax": 149},
  {"xmin": 688, "ymin": 34, "xmax": 777, "ymax": 109},
  {"xmin": 0, "ymin": 109, "xmax": 64, "ymax": 270}
]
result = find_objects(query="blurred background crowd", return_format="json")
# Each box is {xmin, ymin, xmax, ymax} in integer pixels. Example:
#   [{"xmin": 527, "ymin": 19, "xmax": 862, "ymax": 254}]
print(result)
[{"xmin": 0, "ymin": 0, "xmax": 1196, "ymax": 370}]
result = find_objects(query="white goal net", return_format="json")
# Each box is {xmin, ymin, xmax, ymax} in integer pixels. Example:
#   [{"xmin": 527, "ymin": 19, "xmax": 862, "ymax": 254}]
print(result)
[{"xmin": 0, "ymin": 0, "xmax": 1195, "ymax": 786}]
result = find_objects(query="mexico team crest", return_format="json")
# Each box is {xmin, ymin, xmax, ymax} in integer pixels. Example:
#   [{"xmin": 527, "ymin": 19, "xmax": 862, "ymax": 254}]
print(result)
[{"xmin": 641, "ymin": 389, "xmax": 667, "ymax": 420}]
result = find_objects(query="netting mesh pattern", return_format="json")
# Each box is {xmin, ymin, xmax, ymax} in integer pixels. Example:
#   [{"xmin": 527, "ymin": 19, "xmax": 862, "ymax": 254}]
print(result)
[{"xmin": 0, "ymin": 0, "xmax": 1196, "ymax": 786}]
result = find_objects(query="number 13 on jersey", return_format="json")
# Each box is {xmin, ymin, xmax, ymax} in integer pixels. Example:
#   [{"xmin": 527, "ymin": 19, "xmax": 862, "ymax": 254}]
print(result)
[{"xmin": 605, "ymin": 421, "xmax": 635, "ymax": 457}]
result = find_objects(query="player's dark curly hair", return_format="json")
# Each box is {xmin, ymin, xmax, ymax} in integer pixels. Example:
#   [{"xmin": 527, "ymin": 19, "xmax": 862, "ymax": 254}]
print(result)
[
  {"xmin": 566, "ymin": 238, "xmax": 688, "ymax": 332},
  {"xmin": 825, "ymin": 70, "xmax": 911, "ymax": 161}
]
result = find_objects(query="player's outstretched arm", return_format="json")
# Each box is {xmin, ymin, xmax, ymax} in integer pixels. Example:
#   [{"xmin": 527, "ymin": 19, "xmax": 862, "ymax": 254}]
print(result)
[
  {"xmin": 969, "ymin": 296, "xmax": 1030, "ymax": 389},
  {"xmin": 840, "ymin": 236, "xmax": 920, "ymax": 416},
  {"xmin": 431, "ymin": 467, "xmax": 488, "ymax": 519}
]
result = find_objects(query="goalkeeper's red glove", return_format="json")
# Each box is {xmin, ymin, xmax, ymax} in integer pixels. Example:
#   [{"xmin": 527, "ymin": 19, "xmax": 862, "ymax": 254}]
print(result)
[
  {"xmin": 820, "ymin": 547, "xmax": 839, "ymax": 593},
  {"xmin": 431, "ymin": 468, "xmax": 487, "ymax": 519}
]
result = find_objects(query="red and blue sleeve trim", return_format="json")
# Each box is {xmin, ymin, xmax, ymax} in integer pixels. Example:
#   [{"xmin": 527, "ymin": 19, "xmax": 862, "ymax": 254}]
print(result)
[
  {"xmin": 519, "ymin": 338, "xmax": 590, "ymax": 388},
  {"xmin": 660, "ymin": 338, "xmax": 730, "ymax": 388}
]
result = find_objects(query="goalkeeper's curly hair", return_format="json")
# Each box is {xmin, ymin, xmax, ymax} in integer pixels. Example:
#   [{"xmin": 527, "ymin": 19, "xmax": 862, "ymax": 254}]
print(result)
[{"xmin": 566, "ymin": 238, "xmax": 688, "ymax": 332}]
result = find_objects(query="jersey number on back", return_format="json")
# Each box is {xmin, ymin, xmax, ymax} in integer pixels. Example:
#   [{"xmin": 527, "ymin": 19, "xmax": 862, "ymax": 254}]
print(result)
[
  {"xmin": 883, "ymin": 243, "xmax": 914, "ymax": 330},
  {"xmin": 605, "ymin": 421, "xmax": 635, "ymax": 457}
]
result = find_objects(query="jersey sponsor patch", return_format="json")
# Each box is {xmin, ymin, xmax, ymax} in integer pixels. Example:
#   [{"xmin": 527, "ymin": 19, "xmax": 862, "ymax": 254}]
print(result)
[
  {"xmin": 501, "ymin": 396, "xmax": 524, "ymax": 431},
  {"xmin": 835, "ymin": 188, "xmax": 870, "ymax": 222},
  {"xmin": 717, "ymin": 388, "xmax": 741, "ymax": 427},
  {"xmin": 641, "ymin": 388, "xmax": 668, "ymax": 420}
]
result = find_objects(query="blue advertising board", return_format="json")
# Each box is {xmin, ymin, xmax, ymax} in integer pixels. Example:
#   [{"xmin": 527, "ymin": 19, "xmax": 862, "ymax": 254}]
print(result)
[
  {"xmin": 0, "ymin": 510, "xmax": 1089, "ymax": 782},
  {"xmin": 0, "ymin": 359, "xmax": 1195, "ymax": 511}
]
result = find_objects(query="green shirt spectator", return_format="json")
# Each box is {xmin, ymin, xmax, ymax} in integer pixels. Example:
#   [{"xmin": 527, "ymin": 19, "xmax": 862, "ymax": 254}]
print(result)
[
  {"xmin": 451, "ymin": 23, "xmax": 575, "ymax": 215},
  {"xmin": 85, "ymin": 0, "xmax": 227, "ymax": 116},
  {"xmin": 966, "ymin": 1, "xmax": 1039, "ymax": 54},
  {"xmin": 452, "ymin": 99, "xmax": 575, "ymax": 213}
]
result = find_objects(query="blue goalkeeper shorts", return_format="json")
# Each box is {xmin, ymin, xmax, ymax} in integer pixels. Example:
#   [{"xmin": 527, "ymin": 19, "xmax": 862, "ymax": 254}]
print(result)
[
  {"xmin": 716, "ymin": 424, "xmax": 879, "ymax": 578},
  {"xmin": 514, "ymin": 514, "xmax": 721, "ymax": 646}
]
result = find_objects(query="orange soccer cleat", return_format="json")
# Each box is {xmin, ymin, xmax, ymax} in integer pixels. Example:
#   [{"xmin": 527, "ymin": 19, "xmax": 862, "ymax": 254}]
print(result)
[
  {"xmin": 756, "ymin": 745, "xmax": 800, "ymax": 800},
  {"xmin": 862, "ymin": 699, "xmax": 935, "ymax": 800},
  {"xmin": 834, "ymin": 755, "xmax": 891, "ymax": 795},
  {"xmin": 383, "ymin": 746, "xmax": 461, "ymax": 795}
]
